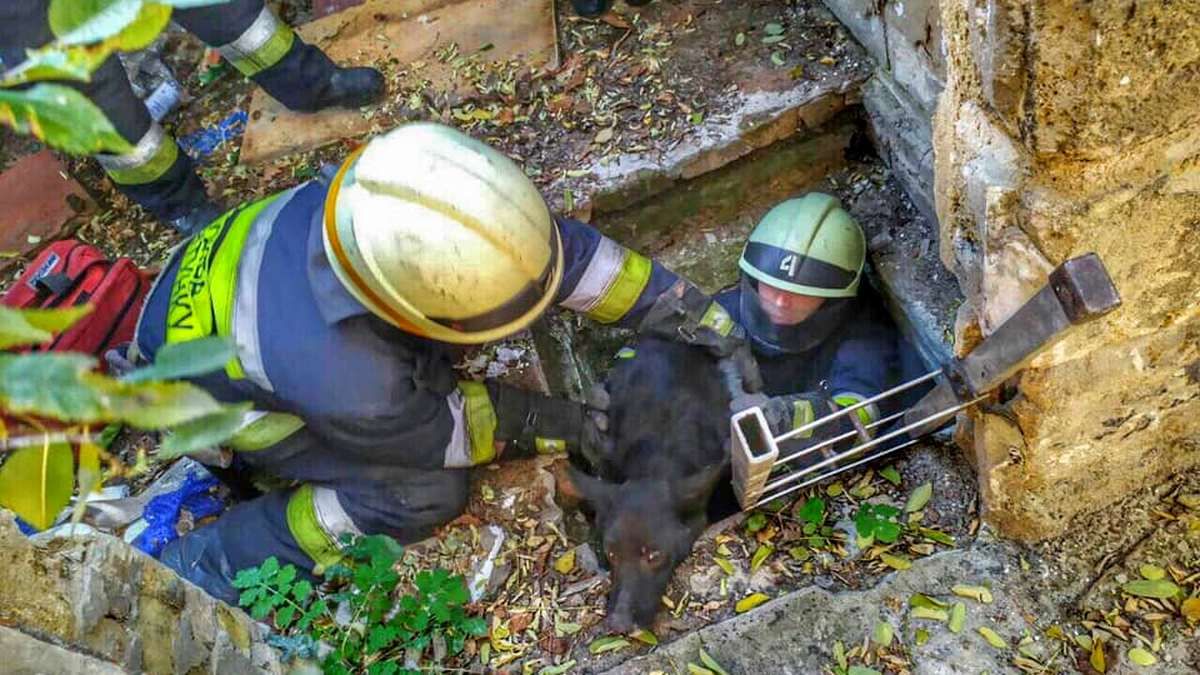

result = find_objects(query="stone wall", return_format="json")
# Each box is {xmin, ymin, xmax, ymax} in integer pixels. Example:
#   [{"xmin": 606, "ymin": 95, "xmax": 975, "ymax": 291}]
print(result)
[
  {"xmin": 821, "ymin": 0, "xmax": 945, "ymax": 222},
  {"xmin": 0, "ymin": 514, "xmax": 281, "ymax": 674},
  {"xmin": 933, "ymin": 0, "xmax": 1200, "ymax": 539}
]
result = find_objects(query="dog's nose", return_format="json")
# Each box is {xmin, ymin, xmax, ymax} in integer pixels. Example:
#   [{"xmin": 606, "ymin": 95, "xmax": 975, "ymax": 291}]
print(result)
[{"xmin": 604, "ymin": 611, "xmax": 636, "ymax": 635}]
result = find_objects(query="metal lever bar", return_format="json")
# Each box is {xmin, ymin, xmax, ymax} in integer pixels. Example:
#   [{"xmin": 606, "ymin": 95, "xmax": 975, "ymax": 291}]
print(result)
[
  {"xmin": 773, "ymin": 370, "xmax": 941, "ymax": 445},
  {"xmin": 773, "ymin": 408, "xmax": 908, "ymax": 469},
  {"xmin": 755, "ymin": 438, "xmax": 922, "ymax": 508},
  {"xmin": 754, "ymin": 394, "xmax": 986, "ymax": 507}
]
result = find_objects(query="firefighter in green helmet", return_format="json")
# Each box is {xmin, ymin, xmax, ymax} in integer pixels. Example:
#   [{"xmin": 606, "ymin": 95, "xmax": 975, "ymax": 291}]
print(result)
[{"xmin": 719, "ymin": 193, "xmax": 920, "ymax": 463}]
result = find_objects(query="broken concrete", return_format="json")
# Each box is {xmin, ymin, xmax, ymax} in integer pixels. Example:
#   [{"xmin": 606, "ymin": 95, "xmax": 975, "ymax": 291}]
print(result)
[
  {"xmin": 0, "ymin": 150, "xmax": 94, "ymax": 267},
  {"xmin": 0, "ymin": 513, "xmax": 281, "ymax": 674},
  {"xmin": 934, "ymin": 0, "xmax": 1200, "ymax": 540}
]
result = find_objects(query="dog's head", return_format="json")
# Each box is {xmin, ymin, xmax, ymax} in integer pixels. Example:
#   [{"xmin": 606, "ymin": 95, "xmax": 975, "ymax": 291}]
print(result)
[{"xmin": 569, "ymin": 464, "xmax": 725, "ymax": 633}]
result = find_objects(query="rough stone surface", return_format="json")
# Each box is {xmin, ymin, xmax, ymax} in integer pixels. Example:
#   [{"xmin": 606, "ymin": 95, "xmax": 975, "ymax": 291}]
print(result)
[
  {"xmin": 933, "ymin": 0, "xmax": 1200, "ymax": 539},
  {"xmin": 863, "ymin": 70, "xmax": 936, "ymax": 224},
  {"xmin": 0, "ymin": 150, "xmax": 94, "ymax": 268},
  {"xmin": 0, "ymin": 513, "xmax": 281, "ymax": 674},
  {"xmin": 0, "ymin": 625, "xmax": 126, "ymax": 675},
  {"xmin": 604, "ymin": 542, "xmax": 1028, "ymax": 675}
]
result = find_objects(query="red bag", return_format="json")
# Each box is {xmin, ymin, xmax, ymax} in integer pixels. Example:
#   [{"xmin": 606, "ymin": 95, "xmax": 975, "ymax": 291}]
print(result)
[{"xmin": 2, "ymin": 240, "xmax": 151, "ymax": 361}]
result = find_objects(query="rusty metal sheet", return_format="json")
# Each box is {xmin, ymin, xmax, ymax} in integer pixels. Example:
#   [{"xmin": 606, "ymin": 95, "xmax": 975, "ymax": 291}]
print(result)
[{"xmin": 239, "ymin": 0, "xmax": 558, "ymax": 164}]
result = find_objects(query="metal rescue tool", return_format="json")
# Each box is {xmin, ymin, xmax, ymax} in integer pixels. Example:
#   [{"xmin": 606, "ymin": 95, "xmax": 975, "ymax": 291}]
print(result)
[{"xmin": 731, "ymin": 253, "xmax": 1122, "ymax": 510}]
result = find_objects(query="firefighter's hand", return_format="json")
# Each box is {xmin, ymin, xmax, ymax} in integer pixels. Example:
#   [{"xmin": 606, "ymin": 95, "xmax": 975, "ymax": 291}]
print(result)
[{"xmin": 580, "ymin": 383, "xmax": 613, "ymax": 468}]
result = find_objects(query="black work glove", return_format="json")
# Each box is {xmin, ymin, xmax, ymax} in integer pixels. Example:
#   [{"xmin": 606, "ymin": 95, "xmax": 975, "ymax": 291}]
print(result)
[
  {"xmin": 639, "ymin": 279, "xmax": 764, "ymax": 394},
  {"xmin": 731, "ymin": 391, "xmax": 860, "ymax": 470},
  {"xmin": 486, "ymin": 382, "xmax": 611, "ymax": 461}
]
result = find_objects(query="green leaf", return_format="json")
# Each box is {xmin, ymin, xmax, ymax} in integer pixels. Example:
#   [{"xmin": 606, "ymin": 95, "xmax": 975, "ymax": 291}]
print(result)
[
  {"xmin": 0, "ymin": 305, "xmax": 93, "ymax": 348},
  {"xmin": 0, "ymin": 441, "xmax": 74, "ymax": 530},
  {"xmin": 121, "ymin": 337, "xmax": 236, "ymax": 383},
  {"xmin": 232, "ymin": 567, "xmax": 261, "ymax": 589},
  {"xmin": 1128, "ymin": 647, "xmax": 1157, "ymax": 666},
  {"xmin": 764, "ymin": 22, "xmax": 785, "ymax": 35},
  {"xmin": 735, "ymin": 593, "xmax": 769, "ymax": 613},
  {"xmin": 734, "ymin": 32, "xmax": 746, "ymax": 47},
  {"xmin": 687, "ymin": 666, "xmax": 714, "ymax": 675},
  {"xmin": 911, "ymin": 606, "xmax": 949, "ymax": 622},
  {"xmin": 909, "ymin": 593, "xmax": 948, "ymax": 610},
  {"xmin": 873, "ymin": 621, "xmax": 893, "ymax": 647},
  {"xmin": 948, "ymin": 602, "xmax": 966, "ymax": 633},
  {"xmin": 770, "ymin": 52, "xmax": 785, "ymax": 67},
  {"xmin": 588, "ymin": 636, "xmax": 631, "ymax": 654},
  {"xmin": 833, "ymin": 640, "xmax": 847, "ymax": 669},
  {"xmin": 158, "ymin": 402, "xmax": 252, "ymax": 458},
  {"xmin": 847, "ymin": 667, "xmax": 881, "ymax": 675},
  {"xmin": 795, "ymin": 497, "xmax": 825, "ymax": 525},
  {"xmin": 918, "ymin": 527, "xmax": 956, "ymax": 546},
  {"xmin": 88, "ymin": 375, "xmax": 225, "ymax": 428},
  {"xmin": 0, "ymin": 85, "xmax": 131, "ymax": 155},
  {"xmin": 745, "ymin": 512, "xmax": 767, "ymax": 533},
  {"xmin": 539, "ymin": 661, "xmax": 577, "ymax": 675},
  {"xmin": 50, "ymin": 0, "xmax": 171, "ymax": 50},
  {"xmin": 630, "ymin": 629, "xmax": 657, "ymax": 645},
  {"xmin": 875, "ymin": 467, "xmax": 901, "ymax": 487},
  {"xmin": 915, "ymin": 628, "xmax": 930, "ymax": 646},
  {"xmin": 715, "ymin": 557, "xmax": 735, "ymax": 576},
  {"xmin": 854, "ymin": 503, "xmax": 901, "ymax": 544},
  {"xmin": 462, "ymin": 616, "xmax": 487, "ymax": 636},
  {"xmin": 880, "ymin": 553, "xmax": 911, "ymax": 570},
  {"xmin": 1121, "ymin": 579, "xmax": 1181, "ymax": 599},
  {"xmin": 260, "ymin": 556, "xmax": 280, "ymax": 578},
  {"xmin": 1138, "ymin": 564, "xmax": 1165, "ymax": 581},
  {"xmin": 0, "ymin": 45, "xmax": 109, "ymax": 87},
  {"xmin": 750, "ymin": 545, "xmax": 772, "ymax": 572},
  {"xmin": 292, "ymin": 579, "xmax": 313, "ymax": 602},
  {"xmin": 977, "ymin": 626, "xmax": 1008, "ymax": 649},
  {"xmin": 0, "ymin": 352, "xmax": 104, "ymax": 421},
  {"xmin": 951, "ymin": 584, "xmax": 994, "ymax": 604},
  {"xmin": 698, "ymin": 648, "xmax": 730, "ymax": 675},
  {"xmin": 275, "ymin": 604, "xmax": 296, "ymax": 629},
  {"xmin": 905, "ymin": 482, "xmax": 932, "ymax": 512}
]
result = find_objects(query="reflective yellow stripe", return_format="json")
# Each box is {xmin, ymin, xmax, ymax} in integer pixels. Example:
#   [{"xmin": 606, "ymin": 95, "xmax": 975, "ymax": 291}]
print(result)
[
  {"xmin": 534, "ymin": 437, "xmax": 566, "ymax": 455},
  {"xmin": 165, "ymin": 193, "xmax": 281, "ymax": 379},
  {"xmin": 833, "ymin": 394, "xmax": 876, "ymax": 428},
  {"xmin": 699, "ymin": 301, "xmax": 735, "ymax": 337},
  {"xmin": 791, "ymin": 399, "xmax": 815, "ymax": 439},
  {"xmin": 615, "ymin": 347, "xmax": 637, "ymax": 360},
  {"xmin": 229, "ymin": 412, "xmax": 306, "ymax": 452},
  {"xmin": 104, "ymin": 133, "xmax": 177, "ymax": 185},
  {"xmin": 286, "ymin": 484, "xmax": 344, "ymax": 569},
  {"xmin": 227, "ymin": 20, "xmax": 294, "ymax": 77},
  {"xmin": 587, "ymin": 250, "xmax": 652, "ymax": 324},
  {"xmin": 458, "ymin": 381, "xmax": 497, "ymax": 465}
]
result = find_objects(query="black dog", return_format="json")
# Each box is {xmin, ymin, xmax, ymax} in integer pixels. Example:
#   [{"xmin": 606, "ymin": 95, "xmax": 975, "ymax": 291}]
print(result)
[{"xmin": 571, "ymin": 338, "xmax": 732, "ymax": 633}]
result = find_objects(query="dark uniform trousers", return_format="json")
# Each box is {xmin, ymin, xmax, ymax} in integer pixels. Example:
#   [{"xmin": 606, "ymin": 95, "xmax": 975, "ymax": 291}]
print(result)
[{"xmin": 0, "ymin": 0, "xmax": 338, "ymax": 221}]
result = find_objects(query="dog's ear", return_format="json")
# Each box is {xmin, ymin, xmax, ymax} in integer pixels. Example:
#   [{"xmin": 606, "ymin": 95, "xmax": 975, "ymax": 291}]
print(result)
[
  {"xmin": 567, "ymin": 466, "xmax": 616, "ymax": 512},
  {"xmin": 671, "ymin": 463, "xmax": 725, "ymax": 514}
]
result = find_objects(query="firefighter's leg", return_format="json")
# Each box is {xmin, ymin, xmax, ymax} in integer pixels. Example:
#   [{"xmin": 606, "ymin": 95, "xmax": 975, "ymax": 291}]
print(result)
[
  {"xmin": 173, "ymin": 0, "xmax": 384, "ymax": 112},
  {"xmin": 83, "ymin": 56, "xmax": 217, "ymax": 230},
  {"xmin": 159, "ymin": 425, "xmax": 469, "ymax": 604}
]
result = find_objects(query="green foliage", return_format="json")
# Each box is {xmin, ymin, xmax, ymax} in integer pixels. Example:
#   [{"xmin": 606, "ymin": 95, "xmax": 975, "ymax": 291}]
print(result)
[
  {"xmin": 158, "ymin": 402, "xmax": 253, "ymax": 458},
  {"xmin": 235, "ymin": 535, "xmax": 488, "ymax": 673},
  {"xmin": 744, "ymin": 512, "xmax": 767, "ymax": 533},
  {"xmin": 49, "ymin": 0, "xmax": 170, "ymax": 49},
  {"xmin": 121, "ymin": 337, "xmax": 236, "ymax": 383},
  {"xmin": 0, "ymin": 85, "xmax": 131, "ymax": 155},
  {"xmin": 0, "ymin": 441, "xmax": 74, "ymax": 530},
  {"xmin": 0, "ymin": 304, "xmax": 93, "ymax": 349},
  {"xmin": 854, "ymin": 502, "xmax": 902, "ymax": 544}
]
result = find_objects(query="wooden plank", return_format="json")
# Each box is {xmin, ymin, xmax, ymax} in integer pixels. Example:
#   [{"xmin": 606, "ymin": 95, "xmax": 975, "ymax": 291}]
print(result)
[{"xmin": 239, "ymin": 0, "xmax": 558, "ymax": 164}]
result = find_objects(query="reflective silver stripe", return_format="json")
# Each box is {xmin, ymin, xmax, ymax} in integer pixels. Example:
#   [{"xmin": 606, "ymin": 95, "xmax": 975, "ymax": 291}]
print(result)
[
  {"xmin": 217, "ymin": 5, "xmax": 282, "ymax": 62},
  {"xmin": 442, "ymin": 390, "xmax": 473, "ymax": 469},
  {"xmin": 559, "ymin": 236, "xmax": 626, "ymax": 313},
  {"xmin": 833, "ymin": 391, "xmax": 881, "ymax": 429},
  {"xmin": 231, "ymin": 186, "xmax": 301, "ymax": 393},
  {"xmin": 95, "ymin": 123, "xmax": 165, "ymax": 172},
  {"xmin": 312, "ymin": 485, "xmax": 363, "ymax": 543}
]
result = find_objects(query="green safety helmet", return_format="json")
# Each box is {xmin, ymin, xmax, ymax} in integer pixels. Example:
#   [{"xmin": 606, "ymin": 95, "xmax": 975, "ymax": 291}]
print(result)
[
  {"xmin": 737, "ymin": 193, "xmax": 866, "ymax": 356},
  {"xmin": 738, "ymin": 192, "xmax": 865, "ymax": 298}
]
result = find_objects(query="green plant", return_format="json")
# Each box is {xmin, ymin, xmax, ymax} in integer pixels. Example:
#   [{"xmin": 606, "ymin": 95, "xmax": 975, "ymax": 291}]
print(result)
[
  {"xmin": 234, "ymin": 534, "xmax": 489, "ymax": 674},
  {"xmin": 853, "ymin": 502, "xmax": 901, "ymax": 545},
  {"xmin": 0, "ymin": 306, "xmax": 247, "ymax": 529},
  {"xmin": 0, "ymin": 0, "xmax": 226, "ymax": 154}
]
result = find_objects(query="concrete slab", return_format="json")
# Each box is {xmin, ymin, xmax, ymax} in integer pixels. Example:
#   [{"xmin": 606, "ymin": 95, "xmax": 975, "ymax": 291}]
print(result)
[
  {"xmin": 239, "ymin": 0, "xmax": 559, "ymax": 164},
  {"xmin": 0, "ymin": 150, "xmax": 94, "ymax": 265}
]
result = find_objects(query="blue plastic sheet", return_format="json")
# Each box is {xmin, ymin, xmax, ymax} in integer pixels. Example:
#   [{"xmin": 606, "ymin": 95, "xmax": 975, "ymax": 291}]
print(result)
[
  {"xmin": 178, "ymin": 110, "xmax": 249, "ymax": 159},
  {"xmin": 134, "ymin": 471, "xmax": 225, "ymax": 557}
]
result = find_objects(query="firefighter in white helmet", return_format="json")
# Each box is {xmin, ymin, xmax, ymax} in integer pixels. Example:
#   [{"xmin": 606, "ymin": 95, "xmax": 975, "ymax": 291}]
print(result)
[{"xmin": 125, "ymin": 122, "xmax": 759, "ymax": 603}]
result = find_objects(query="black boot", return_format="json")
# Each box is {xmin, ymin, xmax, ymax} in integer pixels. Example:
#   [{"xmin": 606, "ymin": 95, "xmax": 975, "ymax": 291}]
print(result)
[
  {"xmin": 572, "ymin": 0, "xmax": 612, "ymax": 17},
  {"xmin": 312, "ymin": 66, "xmax": 386, "ymax": 111},
  {"xmin": 169, "ymin": 200, "xmax": 224, "ymax": 236}
]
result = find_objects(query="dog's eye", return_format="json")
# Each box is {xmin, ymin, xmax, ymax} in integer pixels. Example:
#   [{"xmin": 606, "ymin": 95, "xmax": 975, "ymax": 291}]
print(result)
[
  {"xmin": 643, "ymin": 548, "xmax": 663, "ymax": 566},
  {"xmin": 607, "ymin": 550, "xmax": 619, "ymax": 564}
]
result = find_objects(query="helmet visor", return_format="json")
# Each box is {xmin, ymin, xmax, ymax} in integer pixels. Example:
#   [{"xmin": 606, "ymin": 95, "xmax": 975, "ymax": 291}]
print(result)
[{"xmin": 740, "ymin": 275, "xmax": 852, "ymax": 356}]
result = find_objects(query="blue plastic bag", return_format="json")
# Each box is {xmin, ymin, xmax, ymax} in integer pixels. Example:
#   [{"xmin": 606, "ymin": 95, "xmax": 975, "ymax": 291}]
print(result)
[{"xmin": 134, "ymin": 471, "xmax": 225, "ymax": 557}]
